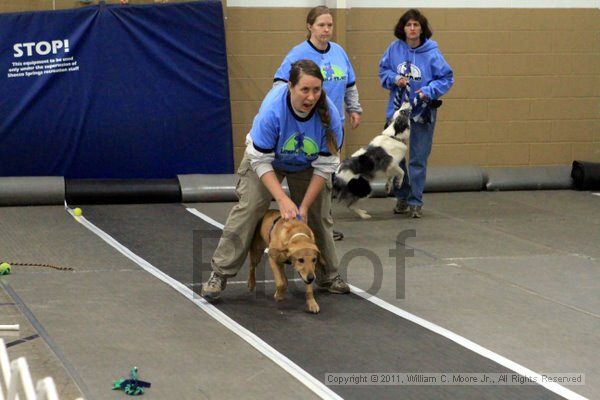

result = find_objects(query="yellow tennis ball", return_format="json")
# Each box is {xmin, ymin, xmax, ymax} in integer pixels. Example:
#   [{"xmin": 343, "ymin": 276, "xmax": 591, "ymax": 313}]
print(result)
[
  {"xmin": 74, "ymin": 207, "xmax": 82, "ymax": 216},
  {"xmin": 0, "ymin": 262, "xmax": 11, "ymax": 275}
]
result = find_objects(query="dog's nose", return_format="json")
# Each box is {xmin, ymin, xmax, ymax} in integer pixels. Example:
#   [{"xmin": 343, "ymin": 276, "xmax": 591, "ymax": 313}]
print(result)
[{"xmin": 306, "ymin": 272, "xmax": 315, "ymax": 284}]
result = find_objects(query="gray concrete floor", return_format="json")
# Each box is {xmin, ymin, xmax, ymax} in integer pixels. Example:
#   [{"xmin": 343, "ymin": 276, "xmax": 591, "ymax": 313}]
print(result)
[
  {"xmin": 0, "ymin": 190, "xmax": 598, "ymax": 399},
  {"xmin": 331, "ymin": 192, "xmax": 599, "ymax": 400},
  {"xmin": 0, "ymin": 206, "xmax": 317, "ymax": 400}
]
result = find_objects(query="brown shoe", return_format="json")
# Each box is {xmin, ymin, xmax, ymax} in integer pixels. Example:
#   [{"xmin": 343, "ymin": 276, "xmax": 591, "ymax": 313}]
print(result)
[
  {"xmin": 409, "ymin": 205, "xmax": 422, "ymax": 218},
  {"xmin": 201, "ymin": 272, "xmax": 227, "ymax": 301},
  {"xmin": 394, "ymin": 199, "xmax": 408, "ymax": 214},
  {"xmin": 317, "ymin": 275, "xmax": 350, "ymax": 294}
]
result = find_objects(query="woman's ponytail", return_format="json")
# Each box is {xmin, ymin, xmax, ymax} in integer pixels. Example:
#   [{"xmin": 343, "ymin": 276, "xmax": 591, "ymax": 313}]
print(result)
[{"xmin": 315, "ymin": 90, "xmax": 338, "ymax": 155}]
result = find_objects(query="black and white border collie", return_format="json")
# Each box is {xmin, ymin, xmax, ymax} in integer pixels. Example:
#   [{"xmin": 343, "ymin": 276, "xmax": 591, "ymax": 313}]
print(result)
[{"xmin": 333, "ymin": 101, "xmax": 411, "ymax": 219}]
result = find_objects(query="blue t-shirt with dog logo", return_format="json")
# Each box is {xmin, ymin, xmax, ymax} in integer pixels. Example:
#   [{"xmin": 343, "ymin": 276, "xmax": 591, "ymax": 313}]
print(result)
[
  {"xmin": 274, "ymin": 40, "xmax": 356, "ymax": 123},
  {"xmin": 250, "ymin": 84, "xmax": 343, "ymax": 173}
]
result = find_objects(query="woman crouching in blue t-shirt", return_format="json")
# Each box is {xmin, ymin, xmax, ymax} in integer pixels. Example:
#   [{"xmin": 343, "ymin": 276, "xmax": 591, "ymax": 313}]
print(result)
[{"xmin": 201, "ymin": 59, "xmax": 350, "ymax": 301}]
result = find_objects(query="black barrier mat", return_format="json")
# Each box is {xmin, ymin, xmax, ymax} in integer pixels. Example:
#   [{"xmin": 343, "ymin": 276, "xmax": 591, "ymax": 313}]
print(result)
[{"xmin": 82, "ymin": 204, "xmax": 562, "ymax": 400}]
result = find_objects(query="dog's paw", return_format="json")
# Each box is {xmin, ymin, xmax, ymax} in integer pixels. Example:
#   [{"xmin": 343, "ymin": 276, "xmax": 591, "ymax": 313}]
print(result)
[
  {"xmin": 394, "ymin": 177, "xmax": 403, "ymax": 189},
  {"xmin": 305, "ymin": 300, "xmax": 320, "ymax": 314},
  {"xmin": 247, "ymin": 279, "xmax": 255, "ymax": 291},
  {"xmin": 356, "ymin": 209, "xmax": 371, "ymax": 219},
  {"xmin": 384, "ymin": 179, "xmax": 393, "ymax": 194},
  {"xmin": 274, "ymin": 291, "xmax": 285, "ymax": 302}
]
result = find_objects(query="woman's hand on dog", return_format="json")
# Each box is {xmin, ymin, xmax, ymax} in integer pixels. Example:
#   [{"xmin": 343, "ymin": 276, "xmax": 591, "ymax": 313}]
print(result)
[{"xmin": 277, "ymin": 196, "xmax": 299, "ymax": 220}]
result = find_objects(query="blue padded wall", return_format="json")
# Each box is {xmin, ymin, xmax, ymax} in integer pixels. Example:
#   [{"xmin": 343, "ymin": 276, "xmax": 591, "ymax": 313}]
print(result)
[{"xmin": 0, "ymin": 1, "xmax": 233, "ymax": 178}]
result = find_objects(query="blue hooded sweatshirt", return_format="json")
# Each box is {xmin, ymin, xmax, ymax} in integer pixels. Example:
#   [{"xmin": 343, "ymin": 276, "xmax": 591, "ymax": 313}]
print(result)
[{"xmin": 379, "ymin": 39, "xmax": 453, "ymax": 120}]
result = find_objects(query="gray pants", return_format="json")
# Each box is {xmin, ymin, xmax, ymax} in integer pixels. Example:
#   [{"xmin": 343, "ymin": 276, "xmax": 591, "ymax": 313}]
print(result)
[{"xmin": 211, "ymin": 154, "xmax": 340, "ymax": 282}]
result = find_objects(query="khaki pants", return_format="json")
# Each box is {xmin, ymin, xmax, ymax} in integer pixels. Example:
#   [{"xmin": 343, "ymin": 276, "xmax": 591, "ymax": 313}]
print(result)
[{"xmin": 211, "ymin": 154, "xmax": 339, "ymax": 282}]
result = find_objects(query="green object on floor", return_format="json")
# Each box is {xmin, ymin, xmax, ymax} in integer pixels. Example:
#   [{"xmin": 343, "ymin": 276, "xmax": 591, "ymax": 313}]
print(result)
[{"xmin": 112, "ymin": 367, "xmax": 151, "ymax": 396}]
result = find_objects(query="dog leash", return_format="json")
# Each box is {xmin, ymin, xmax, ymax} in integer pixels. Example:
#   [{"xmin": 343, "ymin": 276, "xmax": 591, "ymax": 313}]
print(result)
[
  {"xmin": 0, "ymin": 261, "xmax": 73, "ymax": 271},
  {"xmin": 268, "ymin": 216, "xmax": 282, "ymax": 242},
  {"xmin": 393, "ymin": 62, "xmax": 441, "ymax": 125},
  {"xmin": 393, "ymin": 62, "xmax": 412, "ymax": 111}
]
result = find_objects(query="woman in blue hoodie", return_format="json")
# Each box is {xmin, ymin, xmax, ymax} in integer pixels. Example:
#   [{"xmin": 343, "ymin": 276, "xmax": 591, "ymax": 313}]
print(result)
[{"xmin": 379, "ymin": 9, "xmax": 453, "ymax": 218}]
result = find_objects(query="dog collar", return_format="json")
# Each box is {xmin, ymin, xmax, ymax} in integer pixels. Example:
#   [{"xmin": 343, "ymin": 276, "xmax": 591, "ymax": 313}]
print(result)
[
  {"xmin": 390, "ymin": 135, "xmax": 408, "ymax": 144},
  {"xmin": 289, "ymin": 232, "xmax": 311, "ymax": 242}
]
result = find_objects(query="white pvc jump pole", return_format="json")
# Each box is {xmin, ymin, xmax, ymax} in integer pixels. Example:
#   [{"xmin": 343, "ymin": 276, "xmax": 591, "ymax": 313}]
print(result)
[{"xmin": 0, "ymin": 326, "xmax": 19, "ymax": 332}]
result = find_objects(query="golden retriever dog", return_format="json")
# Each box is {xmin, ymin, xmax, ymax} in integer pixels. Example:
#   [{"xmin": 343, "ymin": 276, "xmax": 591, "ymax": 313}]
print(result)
[{"xmin": 248, "ymin": 209, "xmax": 321, "ymax": 314}]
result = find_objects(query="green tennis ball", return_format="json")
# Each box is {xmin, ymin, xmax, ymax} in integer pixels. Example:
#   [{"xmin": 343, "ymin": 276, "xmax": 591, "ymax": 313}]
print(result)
[
  {"xmin": 0, "ymin": 262, "xmax": 11, "ymax": 275},
  {"xmin": 74, "ymin": 207, "xmax": 82, "ymax": 217}
]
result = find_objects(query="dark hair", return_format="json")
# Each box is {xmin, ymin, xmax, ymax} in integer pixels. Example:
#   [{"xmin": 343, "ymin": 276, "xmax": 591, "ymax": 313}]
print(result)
[
  {"xmin": 394, "ymin": 9, "xmax": 432, "ymax": 43},
  {"xmin": 306, "ymin": 6, "xmax": 332, "ymax": 40},
  {"xmin": 289, "ymin": 59, "xmax": 338, "ymax": 155}
]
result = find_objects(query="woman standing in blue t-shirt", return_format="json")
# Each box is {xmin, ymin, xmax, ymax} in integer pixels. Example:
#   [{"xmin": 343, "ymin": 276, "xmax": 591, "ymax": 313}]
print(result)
[
  {"xmin": 274, "ymin": 5, "xmax": 361, "ymax": 240},
  {"xmin": 201, "ymin": 59, "xmax": 350, "ymax": 301},
  {"xmin": 274, "ymin": 6, "xmax": 362, "ymax": 129}
]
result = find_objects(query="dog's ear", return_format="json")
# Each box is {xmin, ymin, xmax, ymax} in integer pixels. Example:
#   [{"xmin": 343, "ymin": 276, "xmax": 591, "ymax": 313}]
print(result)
[
  {"xmin": 393, "ymin": 111, "xmax": 410, "ymax": 134},
  {"xmin": 268, "ymin": 246, "xmax": 288, "ymax": 263},
  {"xmin": 348, "ymin": 176, "xmax": 372, "ymax": 198}
]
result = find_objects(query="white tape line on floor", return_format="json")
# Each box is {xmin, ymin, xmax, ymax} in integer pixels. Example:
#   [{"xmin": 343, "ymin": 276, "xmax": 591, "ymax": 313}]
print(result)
[
  {"xmin": 67, "ymin": 206, "xmax": 342, "ymax": 400},
  {"xmin": 186, "ymin": 207, "xmax": 587, "ymax": 400}
]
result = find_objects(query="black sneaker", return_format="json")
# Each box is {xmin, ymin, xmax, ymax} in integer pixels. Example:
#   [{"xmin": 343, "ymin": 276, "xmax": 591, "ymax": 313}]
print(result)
[
  {"xmin": 333, "ymin": 230, "xmax": 344, "ymax": 241},
  {"xmin": 394, "ymin": 199, "xmax": 408, "ymax": 214},
  {"xmin": 201, "ymin": 272, "xmax": 227, "ymax": 301}
]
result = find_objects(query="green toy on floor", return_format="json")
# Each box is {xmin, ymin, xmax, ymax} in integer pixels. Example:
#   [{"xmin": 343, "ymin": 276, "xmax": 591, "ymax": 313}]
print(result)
[{"xmin": 112, "ymin": 367, "xmax": 151, "ymax": 396}]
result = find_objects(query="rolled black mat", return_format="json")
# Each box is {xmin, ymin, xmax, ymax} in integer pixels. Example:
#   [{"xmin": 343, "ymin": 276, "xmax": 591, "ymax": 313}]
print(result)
[
  {"xmin": 65, "ymin": 179, "xmax": 181, "ymax": 204},
  {"xmin": 178, "ymin": 173, "xmax": 291, "ymax": 202},
  {"xmin": 0, "ymin": 176, "xmax": 65, "ymax": 206},
  {"xmin": 486, "ymin": 166, "xmax": 573, "ymax": 191},
  {"xmin": 571, "ymin": 160, "xmax": 600, "ymax": 191}
]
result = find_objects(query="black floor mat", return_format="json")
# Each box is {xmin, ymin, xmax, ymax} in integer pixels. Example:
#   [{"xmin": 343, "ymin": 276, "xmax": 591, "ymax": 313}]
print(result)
[{"xmin": 81, "ymin": 203, "xmax": 562, "ymax": 400}]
